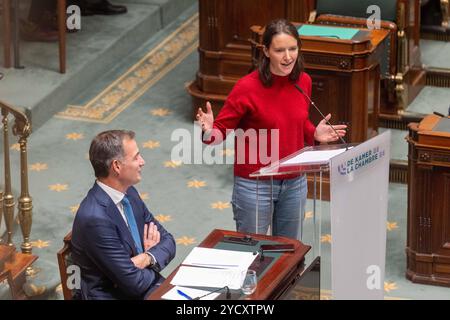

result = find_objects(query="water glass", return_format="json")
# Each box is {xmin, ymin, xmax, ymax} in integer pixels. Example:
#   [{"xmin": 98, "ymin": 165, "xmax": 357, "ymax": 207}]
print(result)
[{"xmin": 241, "ymin": 269, "xmax": 257, "ymax": 295}]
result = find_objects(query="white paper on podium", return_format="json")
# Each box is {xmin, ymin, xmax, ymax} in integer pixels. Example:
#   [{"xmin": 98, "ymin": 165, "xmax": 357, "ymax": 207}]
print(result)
[
  {"xmin": 182, "ymin": 247, "xmax": 257, "ymax": 270},
  {"xmin": 170, "ymin": 266, "xmax": 245, "ymax": 290},
  {"xmin": 281, "ymin": 147, "xmax": 350, "ymax": 165},
  {"xmin": 162, "ymin": 286, "xmax": 220, "ymax": 300}
]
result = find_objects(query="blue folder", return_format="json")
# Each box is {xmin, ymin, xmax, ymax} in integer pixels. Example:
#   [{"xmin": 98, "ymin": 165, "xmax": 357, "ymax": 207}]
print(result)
[{"xmin": 298, "ymin": 24, "xmax": 359, "ymax": 40}]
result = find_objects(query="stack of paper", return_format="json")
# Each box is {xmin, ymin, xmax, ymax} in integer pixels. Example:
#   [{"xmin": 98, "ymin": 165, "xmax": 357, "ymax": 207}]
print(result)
[
  {"xmin": 171, "ymin": 266, "xmax": 245, "ymax": 290},
  {"xmin": 169, "ymin": 247, "xmax": 258, "ymax": 291},
  {"xmin": 282, "ymin": 147, "xmax": 352, "ymax": 165},
  {"xmin": 182, "ymin": 247, "xmax": 257, "ymax": 269}
]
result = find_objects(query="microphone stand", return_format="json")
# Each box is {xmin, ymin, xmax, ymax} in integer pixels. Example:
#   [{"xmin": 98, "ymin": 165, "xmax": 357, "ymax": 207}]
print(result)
[
  {"xmin": 193, "ymin": 286, "xmax": 231, "ymax": 300},
  {"xmin": 294, "ymin": 84, "xmax": 348, "ymax": 149}
]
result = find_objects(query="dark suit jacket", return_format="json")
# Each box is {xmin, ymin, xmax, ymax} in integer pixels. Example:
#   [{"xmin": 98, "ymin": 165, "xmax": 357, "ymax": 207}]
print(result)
[{"xmin": 71, "ymin": 183, "xmax": 176, "ymax": 300}]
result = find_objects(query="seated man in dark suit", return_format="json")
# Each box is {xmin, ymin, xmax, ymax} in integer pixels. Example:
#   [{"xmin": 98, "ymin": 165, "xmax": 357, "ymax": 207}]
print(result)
[{"xmin": 71, "ymin": 130, "xmax": 176, "ymax": 300}]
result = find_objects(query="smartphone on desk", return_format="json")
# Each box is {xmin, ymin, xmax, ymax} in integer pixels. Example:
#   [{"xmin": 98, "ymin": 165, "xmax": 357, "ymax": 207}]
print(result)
[
  {"xmin": 222, "ymin": 236, "xmax": 258, "ymax": 246},
  {"xmin": 260, "ymin": 244, "xmax": 295, "ymax": 252}
]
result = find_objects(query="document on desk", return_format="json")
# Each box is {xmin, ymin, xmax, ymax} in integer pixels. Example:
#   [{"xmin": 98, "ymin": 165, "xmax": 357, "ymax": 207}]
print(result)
[
  {"xmin": 162, "ymin": 286, "xmax": 220, "ymax": 300},
  {"xmin": 170, "ymin": 266, "xmax": 245, "ymax": 290},
  {"xmin": 282, "ymin": 147, "xmax": 351, "ymax": 165},
  {"xmin": 182, "ymin": 247, "xmax": 257, "ymax": 270}
]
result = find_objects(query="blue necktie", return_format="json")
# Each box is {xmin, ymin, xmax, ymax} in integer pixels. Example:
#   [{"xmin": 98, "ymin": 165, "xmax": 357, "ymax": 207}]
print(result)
[{"xmin": 121, "ymin": 196, "xmax": 143, "ymax": 254}]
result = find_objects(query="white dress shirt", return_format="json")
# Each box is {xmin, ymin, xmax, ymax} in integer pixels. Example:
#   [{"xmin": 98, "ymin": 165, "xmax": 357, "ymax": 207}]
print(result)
[{"xmin": 97, "ymin": 180, "xmax": 129, "ymax": 227}]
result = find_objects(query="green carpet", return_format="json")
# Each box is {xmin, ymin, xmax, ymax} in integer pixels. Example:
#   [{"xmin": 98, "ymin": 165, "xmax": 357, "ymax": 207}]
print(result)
[{"xmin": 1, "ymin": 9, "xmax": 450, "ymax": 300}]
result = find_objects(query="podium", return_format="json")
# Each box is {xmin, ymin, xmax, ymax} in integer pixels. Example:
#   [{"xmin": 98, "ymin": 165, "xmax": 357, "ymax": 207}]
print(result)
[
  {"xmin": 406, "ymin": 115, "xmax": 450, "ymax": 287},
  {"xmin": 250, "ymin": 131, "xmax": 391, "ymax": 299},
  {"xmin": 249, "ymin": 144, "xmax": 347, "ymax": 260}
]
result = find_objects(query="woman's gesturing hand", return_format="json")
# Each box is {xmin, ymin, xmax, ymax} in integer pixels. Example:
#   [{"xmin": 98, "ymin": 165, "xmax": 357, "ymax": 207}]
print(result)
[
  {"xmin": 314, "ymin": 114, "xmax": 347, "ymax": 143},
  {"xmin": 196, "ymin": 101, "xmax": 214, "ymax": 132}
]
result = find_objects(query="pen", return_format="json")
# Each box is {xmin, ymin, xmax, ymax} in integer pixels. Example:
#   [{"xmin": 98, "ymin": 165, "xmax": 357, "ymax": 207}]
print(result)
[{"xmin": 177, "ymin": 289, "xmax": 193, "ymax": 300}]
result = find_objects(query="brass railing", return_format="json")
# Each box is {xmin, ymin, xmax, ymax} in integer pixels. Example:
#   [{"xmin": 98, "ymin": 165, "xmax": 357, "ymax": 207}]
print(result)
[
  {"xmin": 391, "ymin": 1, "xmax": 408, "ymax": 112},
  {"xmin": 1, "ymin": 100, "xmax": 34, "ymax": 261},
  {"xmin": 441, "ymin": 0, "xmax": 449, "ymax": 28}
]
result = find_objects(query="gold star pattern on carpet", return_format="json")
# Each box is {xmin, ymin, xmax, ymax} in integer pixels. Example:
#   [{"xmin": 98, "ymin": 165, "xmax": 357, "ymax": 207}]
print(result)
[
  {"xmin": 143, "ymin": 140, "xmax": 160, "ymax": 149},
  {"xmin": 139, "ymin": 193, "xmax": 149, "ymax": 200},
  {"xmin": 150, "ymin": 108, "xmax": 172, "ymax": 117},
  {"xmin": 49, "ymin": 184, "xmax": 69, "ymax": 192},
  {"xmin": 30, "ymin": 240, "xmax": 50, "ymax": 249},
  {"xmin": 70, "ymin": 205, "xmax": 80, "ymax": 214},
  {"xmin": 187, "ymin": 180, "xmax": 206, "ymax": 189},
  {"xmin": 30, "ymin": 163, "xmax": 48, "ymax": 172},
  {"xmin": 384, "ymin": 281, "xmax": 398, "ymax": 292},
  {"xmin": 176, "ymin": 236, "xmax": 196, "ymax": 246},
  {"xmin": 305, "ymin": 211, "xmax": 313, "ymax": 220},
  {"xmin": 155, "ymin": 215, "xmax": 172, "ymax": 223},
  {"xmin": 387, "ymin": 221, "xmax": 399, "ymax": 231},
  {"xmin": 66, "ymin": 133, "xmax": 84, "ymax": 140},
  {"xmin": 211, "ymin": 201, "xmax": 230, "ymax": 210},
  {"xmin": 164, "ymin": 160, "xmax": 182, "ymax": 168},
  {"xmin": 320, "ymin": 234, "xmax": 332, "ymax": 243},
  {"xmin": 10, "ymin": 143, "xmax": 20, "ymax": 151}
]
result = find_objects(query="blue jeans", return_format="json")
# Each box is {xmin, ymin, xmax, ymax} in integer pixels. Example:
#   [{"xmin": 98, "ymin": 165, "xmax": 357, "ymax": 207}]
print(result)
[{"xmin": 231, "ymin": 175, "xmax": 307, "ymax": 239}]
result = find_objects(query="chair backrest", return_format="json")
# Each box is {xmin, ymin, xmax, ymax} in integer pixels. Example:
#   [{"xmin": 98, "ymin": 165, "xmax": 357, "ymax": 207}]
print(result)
[
  {"xmin": 57, "ymin": 231, "xmax": 75, "ymax": 300},
  {"xmin": 316, "ymin": 0, "xmax": 397, "ymax": 22}
]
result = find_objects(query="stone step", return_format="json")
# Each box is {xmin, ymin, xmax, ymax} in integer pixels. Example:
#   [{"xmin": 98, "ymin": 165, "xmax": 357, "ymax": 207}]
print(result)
[{"xmin": 0, "ymin": 0, "xmax": 196, "ymax": 132}]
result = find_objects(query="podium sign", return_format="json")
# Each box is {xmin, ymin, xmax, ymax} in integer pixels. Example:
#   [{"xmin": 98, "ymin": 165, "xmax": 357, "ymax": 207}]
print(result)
[{"xmin": 330, "ymin": 131, "xmax": 391, "ymax": 299}]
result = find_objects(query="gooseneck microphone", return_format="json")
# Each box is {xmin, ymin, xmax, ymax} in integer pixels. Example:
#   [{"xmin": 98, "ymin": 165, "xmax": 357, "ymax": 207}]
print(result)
[
  {"xmin": 193, "ymin": 286, "xmax": 231, "ymax": 300},
  {"xmin": 294, "ymin": 84, "xmax": 348, "ymax": 147}
]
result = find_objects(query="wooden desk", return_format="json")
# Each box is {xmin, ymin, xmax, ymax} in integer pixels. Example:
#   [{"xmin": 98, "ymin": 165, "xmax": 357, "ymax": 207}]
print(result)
[
  {"xmin": 148, "ymin": 229, "xmax": 311, "ymax": 300},
  {"xmin": 250, "ymin": 24, "xmax": 390, "ymax": 143},
  {"xmin": 406, "ymin": 115, "xmax": 450, "ymax": 287}
]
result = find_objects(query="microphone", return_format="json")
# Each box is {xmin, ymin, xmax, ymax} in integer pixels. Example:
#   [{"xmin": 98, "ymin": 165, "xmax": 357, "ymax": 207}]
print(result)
[
  {"xmin": 433, "ymin": 111, "xmax": 445, "ymax": 117},
  {"xmin": 193, "ymin": 286, "xmax": 231, "ymax": 300},
  {"xmin": 294, "ymin": 84, "xmax": 348, "ymax": 147}
]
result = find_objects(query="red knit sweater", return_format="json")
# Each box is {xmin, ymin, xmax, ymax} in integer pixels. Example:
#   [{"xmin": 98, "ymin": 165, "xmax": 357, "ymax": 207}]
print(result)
[{"xmin": 204, "ymin": 71, "xmax": 316, "ymax": 179}]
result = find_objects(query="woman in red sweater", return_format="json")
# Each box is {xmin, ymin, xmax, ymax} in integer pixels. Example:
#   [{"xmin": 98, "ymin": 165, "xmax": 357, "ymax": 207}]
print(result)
[{"xmin": 196, "ymin": 19, "xmax": 347, "ymax": 239}]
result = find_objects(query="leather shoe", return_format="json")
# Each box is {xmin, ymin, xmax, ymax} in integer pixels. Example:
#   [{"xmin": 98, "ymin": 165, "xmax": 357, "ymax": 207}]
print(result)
[{"xmin": 81, "ymin": 0, "xmax": 127, "ymax": 16}]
